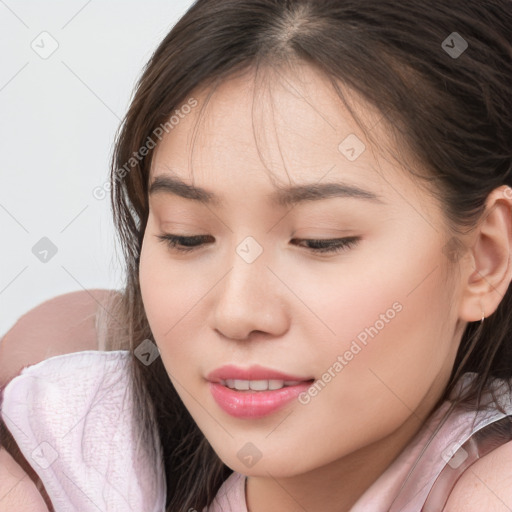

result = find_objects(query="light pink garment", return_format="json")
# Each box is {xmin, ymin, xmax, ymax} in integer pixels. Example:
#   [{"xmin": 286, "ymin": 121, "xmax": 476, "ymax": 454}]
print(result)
[
  {"xmin": 0, "ymin": 350, "xmax": 166, "ymax": 512},
  {"xmin": 1, "ymin": 350, "xmax": 512, "ymax": 512}
]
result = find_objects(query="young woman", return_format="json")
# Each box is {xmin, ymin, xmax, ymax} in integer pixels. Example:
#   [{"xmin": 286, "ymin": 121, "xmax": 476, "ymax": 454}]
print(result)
[{"xmin": 1, "ymin": 1, "xmax": 512, "ymax": 511}]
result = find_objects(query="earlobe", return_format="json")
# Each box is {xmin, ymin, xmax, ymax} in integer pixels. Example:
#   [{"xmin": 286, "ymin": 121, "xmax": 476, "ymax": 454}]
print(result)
[{"xmin": 458, "ymin": 185, "xmax": 512, "ymax": 323}]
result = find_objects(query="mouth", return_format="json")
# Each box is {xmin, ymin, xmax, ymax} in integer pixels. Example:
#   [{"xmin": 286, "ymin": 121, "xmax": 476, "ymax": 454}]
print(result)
[
  {"xmin": 206, "ymin": 365, "xmax": 315, "ymax": 419},
  {"xmin": 208, "ymin": 379, "xmax": 314, "ymax": 419}
]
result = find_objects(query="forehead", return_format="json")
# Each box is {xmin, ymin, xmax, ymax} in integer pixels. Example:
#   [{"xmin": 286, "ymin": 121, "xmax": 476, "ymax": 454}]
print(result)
[{"xmin": 149, "ymin": 62, "xmax": 421, "ymax": 209}]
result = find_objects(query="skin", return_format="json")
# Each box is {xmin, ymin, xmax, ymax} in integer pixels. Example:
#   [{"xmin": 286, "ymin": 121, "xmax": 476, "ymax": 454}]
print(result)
[
  {"xmin": 138, "ymin": 62, "xmax": 512, "ymax": 511},
  {"xmin": 0, "ymin": 448, "xmax": 49, "ymax": 512}
]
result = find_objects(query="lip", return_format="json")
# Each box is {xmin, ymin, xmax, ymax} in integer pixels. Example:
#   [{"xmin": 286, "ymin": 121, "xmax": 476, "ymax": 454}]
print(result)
[
  {"xmin": 206, "ymin": 364, "xmax": 314, "ymax": 419},
  {"xmin": 206, "ymin": 364, "xmax": 312, "ymax": 383}
]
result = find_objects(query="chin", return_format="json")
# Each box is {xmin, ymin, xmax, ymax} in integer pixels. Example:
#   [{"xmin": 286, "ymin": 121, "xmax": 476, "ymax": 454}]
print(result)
[{"xmin": 214, "ymin": 446, "xmax": 312, "ymax": 478}]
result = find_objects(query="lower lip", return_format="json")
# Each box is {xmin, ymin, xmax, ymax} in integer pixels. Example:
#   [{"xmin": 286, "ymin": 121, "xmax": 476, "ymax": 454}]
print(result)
[{"xmin": 208, "ymin": 381, "xmax": 313, "ymax": 419}]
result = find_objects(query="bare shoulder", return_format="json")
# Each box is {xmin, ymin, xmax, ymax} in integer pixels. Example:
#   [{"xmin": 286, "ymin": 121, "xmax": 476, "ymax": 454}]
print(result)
[
  {"xmin": 0, "ymin": 447, "xmax": 49, "ymax": 511},
  {"xmin": 0, "ymin": 289, "xmax": 122, "ymax": 388},
  {"xmin": 443, "ymin": 438, "xmax": 512, "ymax": 512}
]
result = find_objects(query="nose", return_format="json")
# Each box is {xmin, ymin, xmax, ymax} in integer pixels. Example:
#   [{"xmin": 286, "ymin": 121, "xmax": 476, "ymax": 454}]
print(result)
[{"xmin": 210, "ymin": 251, "xmax": 290, "ymax": 342}]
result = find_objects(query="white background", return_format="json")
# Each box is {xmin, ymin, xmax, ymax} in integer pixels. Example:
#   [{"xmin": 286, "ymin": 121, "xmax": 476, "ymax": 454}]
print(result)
[{"xmin": 0, "ymin": 0, "xmax": 196, "ymax": 337}]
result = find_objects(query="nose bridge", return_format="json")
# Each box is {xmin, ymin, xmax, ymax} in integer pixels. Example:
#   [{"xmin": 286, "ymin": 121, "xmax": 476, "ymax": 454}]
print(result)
[
  {"xmin": 212, "ymin": 235, "xmax": 288, "ymax": 340},
  {"xmin": 219, "ymin": 235, "xmax": 271, "ymax": 314}
]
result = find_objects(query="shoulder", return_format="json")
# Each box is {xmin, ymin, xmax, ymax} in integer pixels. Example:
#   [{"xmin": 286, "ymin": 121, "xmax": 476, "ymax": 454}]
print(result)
[
  {"xmin": 0, "ymin": 448, "xmax": 49, "ymax": 512},
  {"xmin": 0, "ymin": 289, "xmax": 121, "ymax": 387},
  {"xmin": 443, "ymin": 438, "xmax": 512, "ymax": 512}
]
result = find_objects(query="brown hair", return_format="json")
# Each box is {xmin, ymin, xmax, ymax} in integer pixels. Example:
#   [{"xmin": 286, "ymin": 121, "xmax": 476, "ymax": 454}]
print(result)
[{"xmin": 102, "ymin": 1, "xmax": 512, "ymax": 509}]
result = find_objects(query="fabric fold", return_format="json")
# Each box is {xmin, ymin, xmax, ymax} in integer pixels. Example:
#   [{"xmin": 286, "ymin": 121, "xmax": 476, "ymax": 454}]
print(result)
[{"xmin": 0, "ymin": 350, "xmax": 166, "ymax": 512}]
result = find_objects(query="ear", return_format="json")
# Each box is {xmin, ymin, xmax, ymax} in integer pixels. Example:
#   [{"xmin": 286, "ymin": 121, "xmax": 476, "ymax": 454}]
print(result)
[{"xmin": 458, "ymin": 185, "xmax": 512, "ymax": 322}]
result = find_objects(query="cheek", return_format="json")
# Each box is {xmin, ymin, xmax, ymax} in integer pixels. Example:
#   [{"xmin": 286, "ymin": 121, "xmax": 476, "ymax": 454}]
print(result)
[
  {"xmin": 301, "ymin": 235, "xmax": 449, "ymax": 368},
  {"xmin": 308, "ymin": 243, "xmax": 454, "ymax": 420},
  {"xmin": 273, "ymin": 248, "xmax": 455, "ymax": 467},
  {"xmin": 139, "ymin": 238, "xmax": 166, "ymax": 332},
  {"xmin": 138, "ymin": 236, "xmax": 206, "ymax": 366},
  {"xmin": 139, "ymin": 236, "xmax": 178, "ymax": 345}
]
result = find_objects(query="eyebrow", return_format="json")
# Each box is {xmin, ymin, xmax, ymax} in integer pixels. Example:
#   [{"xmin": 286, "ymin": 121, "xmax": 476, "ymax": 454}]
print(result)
[{"xmin": 148, "ymin": 174, "xmax": 384, "ymax": 208}]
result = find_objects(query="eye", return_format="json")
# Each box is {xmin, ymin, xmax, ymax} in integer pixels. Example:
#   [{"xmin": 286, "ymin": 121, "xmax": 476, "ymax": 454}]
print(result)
[
  {"xmin": 156, "ymin": 234, "xmax": 213, "ymax": 253},
  {"xmin": 156, "ymin": 233, "xmax": 360, "ymax": 255},
  {"xmin": 291, "ymin": 236, "xmax": 360, "ymax": 254}
]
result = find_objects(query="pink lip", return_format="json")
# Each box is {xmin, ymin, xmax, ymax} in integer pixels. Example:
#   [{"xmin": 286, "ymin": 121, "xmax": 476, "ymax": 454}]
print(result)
[
  {"xmin": 206, "ymin": 365, "xmax": 314, "ymax": 419},
  {"xmin": 206, "ymin": 364, "xmax": 312, "ymax": 383}
]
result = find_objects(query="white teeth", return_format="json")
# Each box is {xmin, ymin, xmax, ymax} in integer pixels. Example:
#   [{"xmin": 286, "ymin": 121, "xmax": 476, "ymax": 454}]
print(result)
[
  {"xmin": 249, "ymin": 380, "xmax": 270, "ymax": 391},
  {"xmin": 221, "ymin": 379, "xmax": 303, "ymax": 391},
  {"xmin": 234, "ymin": 379, "xmax": 249, "ymax": 390},
  {"xmin": 269, "ymin": 379, "xmax": 284, "ymax": 390}
]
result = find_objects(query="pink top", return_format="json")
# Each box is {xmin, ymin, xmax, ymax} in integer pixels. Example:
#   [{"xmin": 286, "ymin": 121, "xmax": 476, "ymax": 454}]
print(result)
[{"xmin": 1, "ymin": 350, "xmax": 511, "ymax": 511}]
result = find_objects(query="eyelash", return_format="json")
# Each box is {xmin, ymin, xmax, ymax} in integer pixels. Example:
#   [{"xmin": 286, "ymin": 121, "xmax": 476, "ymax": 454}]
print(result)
[{"xmin": 156, "ymin": 234, "xmax": 360, "ymax": 255}]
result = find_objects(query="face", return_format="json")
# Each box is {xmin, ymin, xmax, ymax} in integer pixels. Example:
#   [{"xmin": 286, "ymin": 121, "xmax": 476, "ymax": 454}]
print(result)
[{"xmin": 139, "ymin": 62, "xmax": 465, "ymax": 478}]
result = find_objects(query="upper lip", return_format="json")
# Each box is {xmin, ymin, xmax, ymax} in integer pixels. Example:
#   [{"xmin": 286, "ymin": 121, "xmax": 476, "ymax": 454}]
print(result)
[{"xmin": 206, "ymin": 364, "xmax": 314, "ymax": 383}]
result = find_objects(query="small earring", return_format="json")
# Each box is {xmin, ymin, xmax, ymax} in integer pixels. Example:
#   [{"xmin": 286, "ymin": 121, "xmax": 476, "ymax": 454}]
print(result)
[{"xmin": 481, "ymin": 304, "xmax": 485, "ymax": 324}]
